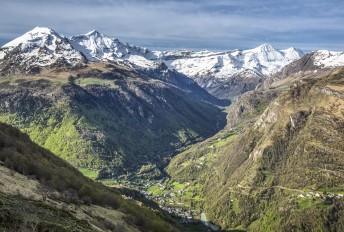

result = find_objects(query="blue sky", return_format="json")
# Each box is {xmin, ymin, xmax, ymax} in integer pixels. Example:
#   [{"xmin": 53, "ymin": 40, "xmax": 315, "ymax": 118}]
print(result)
[{"xmin": 1, "ymin": 0, "xmax": 343, "ymax": 51}]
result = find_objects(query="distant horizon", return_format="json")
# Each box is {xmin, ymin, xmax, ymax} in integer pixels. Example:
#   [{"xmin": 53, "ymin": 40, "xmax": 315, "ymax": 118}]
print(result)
[{"xmin": 1, "ymin": 0, "xmax": 343, "ymax": 52}]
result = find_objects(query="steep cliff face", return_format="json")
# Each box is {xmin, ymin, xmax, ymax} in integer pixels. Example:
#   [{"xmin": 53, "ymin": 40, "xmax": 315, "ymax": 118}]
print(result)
[
  {"xmin": 224, "ymin": 89, "xmax": 279, "ymax": 129},
  {"xmin": 166, "ymin": 68, "xmax": 344, "ymax": 230}
]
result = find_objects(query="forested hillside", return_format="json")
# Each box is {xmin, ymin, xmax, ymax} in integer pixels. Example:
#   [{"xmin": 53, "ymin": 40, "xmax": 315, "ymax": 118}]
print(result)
[{"xmin": 166, "ymin": 68, "xmax": 344, "ymax": 231}]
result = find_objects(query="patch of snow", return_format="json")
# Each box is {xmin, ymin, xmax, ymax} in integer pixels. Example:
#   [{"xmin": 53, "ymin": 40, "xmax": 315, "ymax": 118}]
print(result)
[
  {"xmin": 0, "ymin": 50, "xmax": 5, "ymax": 60},
  {"xmin": 313, "ymin": 50, "xmax": 344, "ymax": 68},
  {"xmin": 126, "ymin": 55, "xmax": 158, "ymax": 69}
]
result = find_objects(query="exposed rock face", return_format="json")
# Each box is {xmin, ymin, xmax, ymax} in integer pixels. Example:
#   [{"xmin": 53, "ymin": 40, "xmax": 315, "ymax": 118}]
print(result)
[
  {"xmin": 315, "ymin": 86, "xmax": 344, "ymax": 99},
  {"xmin": 224, "ymin": 89, "xmax": 279, "ymax": 129}
]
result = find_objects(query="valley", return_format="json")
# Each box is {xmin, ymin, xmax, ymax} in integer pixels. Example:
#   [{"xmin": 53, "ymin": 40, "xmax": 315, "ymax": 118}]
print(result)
[
  {"xmin": 0, "ymin": 62, "xmax": 227, "ymax": 177},
  {"xmin": 92, "ymin": 67, "xmax": 344, "ymax": 231},
  {"xmin": 0, "ymin": 26, "xmax": 344, "ymax": 231},
  {"xmin": 163, "ymin": 67, "xmax": 344, "ymax": 230}
]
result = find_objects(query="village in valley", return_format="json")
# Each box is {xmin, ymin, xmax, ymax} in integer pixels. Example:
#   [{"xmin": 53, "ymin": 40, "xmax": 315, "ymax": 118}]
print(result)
[{"xmin": 297, "ymin": 191, "xmax": 343, "ymax": 199}]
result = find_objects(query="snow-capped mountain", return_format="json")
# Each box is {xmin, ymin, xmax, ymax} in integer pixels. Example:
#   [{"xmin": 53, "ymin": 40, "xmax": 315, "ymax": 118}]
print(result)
[
  {"xmin": 1, "ymin": 27, "xmax": 304, "ymax": 77},
  {"xmin": 312, "ymin": 50, "xmax": 344, "ymax": 68},
  {"xmin": 69, "ymin": 30, "xmax": 157, "ymax": 68},
  {"xmin": 154, "ymin": 44, "xmax": 303, "ymax": 80},
  {"xmin": 2, "ymin": 26, "xmax": 343, "ymax": 99},
  {"xmin": 0, "ymin": 27, "xmax": 305, "ymax": 98},
  {"xmin": 152, "ymin": 44, "xmax": 304, "ymax": 98},
  {"xmin": 0, "ymin": 27, "xmax": 85, "ymax": 74}
]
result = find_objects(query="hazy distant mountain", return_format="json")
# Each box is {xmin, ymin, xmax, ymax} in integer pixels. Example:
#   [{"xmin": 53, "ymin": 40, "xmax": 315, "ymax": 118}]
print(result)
[{"xmin": 151, "ymin": 44, "xmax": 304, "ymax": 99}]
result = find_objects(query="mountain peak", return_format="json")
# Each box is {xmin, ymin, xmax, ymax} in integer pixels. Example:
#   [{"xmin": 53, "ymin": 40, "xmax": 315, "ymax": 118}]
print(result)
[
  {"xmin": 85, "ymin": 29, "xmax": 102, "ymax": 37},
  {"xmin": 281, "ymin": 47, "xmax": 304, "ymax": 58},
  {"xmin": 30, "ymin": 26, "xmax": 57, "ymax": 35},
  {"xmin": 69, "ymin": 30, "xmax": 153, "ymax": 66},
  {"xmin": 254, "ymin": 44, "xmax": 277, "ymax": 52},
  {"xmin": 2, "ymin": 26, "xmax": 60, "ymax": 48},
  {"xmin": 283, "ymin": 46, "xmax": 302, "ymax": 52},
  {"xmin": 0, "ymin": 26, "xmax": 85, "ymax": 72}
]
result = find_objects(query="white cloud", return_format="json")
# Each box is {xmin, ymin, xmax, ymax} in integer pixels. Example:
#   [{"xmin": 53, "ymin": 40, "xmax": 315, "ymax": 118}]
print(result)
[{"xmin": 0, "ymin": 0, "xmax": 343, "ymax": 51}]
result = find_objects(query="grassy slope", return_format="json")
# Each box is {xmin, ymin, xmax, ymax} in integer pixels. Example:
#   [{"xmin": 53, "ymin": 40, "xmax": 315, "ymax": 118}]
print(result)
[
  {"xmin": 166, "ymin": 68, "xmax": 344, "ymax": 231},
  {"xmin": 0, "ymin": 192, "xmax": 95, "ymax": 232},
  {"xmin": 0, "ymin": 65, "xmax": 226, "ymax": 175},
  {"xmin": 0, "ymin": 122, "xmax": 179, "ymax": 232},
  {"xmin": 0, "ymin": 163, "xmax": 141, "ymax": 232}
]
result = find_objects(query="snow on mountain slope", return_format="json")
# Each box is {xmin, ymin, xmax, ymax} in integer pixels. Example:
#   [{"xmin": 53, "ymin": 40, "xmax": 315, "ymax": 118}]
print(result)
[
  {"xmin": 3, "ymin": 27, "xmax": 58, "ymax": 48},
  {"xmin": 154, "ymin": 44, "xmax": 304, "ymax": 79},
  {"xmin": 69, "ymin": 30, "xmax": 158, "ymax": 68},
  {"xmin": 0, "ymin": 27, "xmax": 306, "ymax": 98},
  {"xmin": 0, "ymin": 27, "xmax": 303, "ymax": 75},
  {"xmin": 4, "ymin": 26, "xmax": 344, "ymax": 79},
  {"xmin": 281, "ymin": 47, "xmax": 304, "ymax": 60},
  {"xmin": 313, "ymin": 50, "xmax": 344, "ymax": 68},
  {"xmin": 0, "ymin": 26, "xmax": 85, "ymax": 67},
  {"xmin": 149, "ymin": 44, "xmax": 304, "ymax": 99},
  {"xmin": 0, "ymin": 27, "xmax": 159, "ymax": 71}
]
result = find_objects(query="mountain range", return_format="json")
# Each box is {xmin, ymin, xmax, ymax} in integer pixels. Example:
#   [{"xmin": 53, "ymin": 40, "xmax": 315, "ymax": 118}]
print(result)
[
  {"xmin": 0, "ymin": 27, "xmax": 228, "ymax": 179},
  {"xmin": 1, "ymin": 26, "xmax": 344, "ymax": 231},
  {"xmin": 0, "ymin": 27, "xmax": 302, "ymax": 99},
  {"xmin": 2, "ymin": 27, "xmax": 344, "ymax": 100}
]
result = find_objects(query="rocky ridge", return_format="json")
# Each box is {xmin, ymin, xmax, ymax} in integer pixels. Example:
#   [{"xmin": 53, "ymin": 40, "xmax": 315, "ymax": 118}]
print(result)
[{"xmin": 0, "ymin": 27, "xmax": 304, "ymax": 99}]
